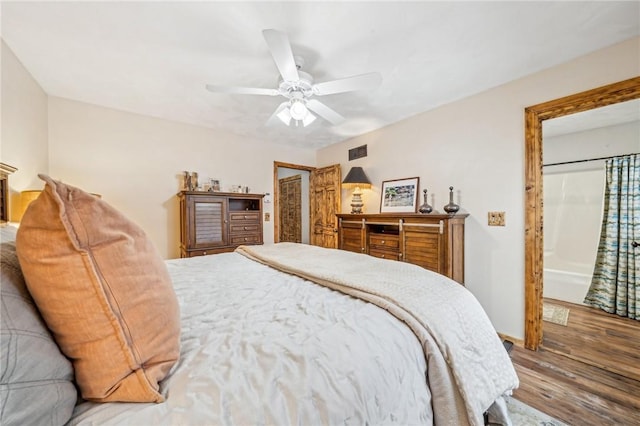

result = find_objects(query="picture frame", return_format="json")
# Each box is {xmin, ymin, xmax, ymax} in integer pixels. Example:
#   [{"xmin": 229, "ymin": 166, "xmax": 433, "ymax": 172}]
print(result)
[
  {"xmin": 209, "ymin": 179, "xmax": 221, "ymax": 192},
  {"xmin": 380, "ymin": 177, "xmax": 420, "ymax": 213}
]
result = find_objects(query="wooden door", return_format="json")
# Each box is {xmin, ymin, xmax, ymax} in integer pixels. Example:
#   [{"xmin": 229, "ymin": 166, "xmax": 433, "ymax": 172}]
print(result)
[
  {"xmin": 279, "ymin": 175, "xmax": 302, "ymax": 243},
  {"xmin": 310, "ymin": 164, "xmax": 341, "ymax": 248}
]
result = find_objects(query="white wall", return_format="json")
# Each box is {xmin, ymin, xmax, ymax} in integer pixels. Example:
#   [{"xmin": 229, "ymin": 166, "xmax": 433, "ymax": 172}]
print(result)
[
  {"xmin": 544, "ymin": 121, "xmax": 640, "ymax": 166},
  {"xmin": 316, "ymin": 37, "xmax": 640, "ymax": 340},
  {"xmin": 47, "ymin": 97, "xmax": 316, "ymax": 259},
  {"xmin": 0, "ymin": 41, "xmax": 49, "ymax": 220}
]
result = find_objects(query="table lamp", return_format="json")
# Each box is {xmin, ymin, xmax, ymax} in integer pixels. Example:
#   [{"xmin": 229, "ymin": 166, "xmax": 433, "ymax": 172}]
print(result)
[{"xmin": 342, "ymin": 167, "xmax": 371, "ymax": 214}]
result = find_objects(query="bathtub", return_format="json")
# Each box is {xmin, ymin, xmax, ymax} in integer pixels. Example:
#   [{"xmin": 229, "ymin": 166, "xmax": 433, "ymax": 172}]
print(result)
[{"xmin": 543, "ymin": 268, "xmax": 592, "ymax": 305}]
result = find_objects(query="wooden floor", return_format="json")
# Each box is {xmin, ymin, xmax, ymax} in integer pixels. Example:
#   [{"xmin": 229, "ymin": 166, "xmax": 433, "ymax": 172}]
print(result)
[{"xmin": 510, "ymin": 298, "xmax": 640, "ymax": 425}]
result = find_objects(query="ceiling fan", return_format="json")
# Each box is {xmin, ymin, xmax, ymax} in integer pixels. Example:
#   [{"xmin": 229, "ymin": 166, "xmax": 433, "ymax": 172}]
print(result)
[{"xmin": 206, "ymin": 29, "xmax": 382, "ymax": 127}]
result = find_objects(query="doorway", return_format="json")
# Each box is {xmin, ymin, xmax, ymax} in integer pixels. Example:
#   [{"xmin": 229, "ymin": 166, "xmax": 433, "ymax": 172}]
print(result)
[
  {"xmin": 524, "ymin": 77, "xmax": 640, "ymax": 350},
  {"xmin": 537, "ymin": 97, "xmax": 640, "ymax": 380},
  {"xmin": 278, "ymin": 173, "xmax": 307, "ymax": 243},
  {"xmin": 274, "ymin": 162, "xmax": 313, "ymax": 244},
  {"xmin": 273, "ymin": 161, "xmax": 342, "ymax": 248}
]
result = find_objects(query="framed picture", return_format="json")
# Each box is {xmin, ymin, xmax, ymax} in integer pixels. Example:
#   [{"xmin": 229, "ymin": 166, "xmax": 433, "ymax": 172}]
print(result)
[{"xmin": 380, "ymin": 177, "xmax": 420, "ymax": 213}]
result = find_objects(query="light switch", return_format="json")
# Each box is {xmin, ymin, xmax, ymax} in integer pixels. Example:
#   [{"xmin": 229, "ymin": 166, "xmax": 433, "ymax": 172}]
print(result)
[{"xmin": 488, "ymin": 211, "xmax": 505, "ymax": 226}]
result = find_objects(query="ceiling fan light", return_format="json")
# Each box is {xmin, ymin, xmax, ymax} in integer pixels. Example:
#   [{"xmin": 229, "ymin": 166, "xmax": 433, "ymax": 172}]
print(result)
[
  {"xmin": 277, "ymin": 107, "xmax": 292, "ymax": 126},
  {"xmin": 302, "ymin": 112, "xmax": 316, "ymax": 127},
  {"xmin": 289, "ymin": 99, "xmax": 308, "ymax": 120}
]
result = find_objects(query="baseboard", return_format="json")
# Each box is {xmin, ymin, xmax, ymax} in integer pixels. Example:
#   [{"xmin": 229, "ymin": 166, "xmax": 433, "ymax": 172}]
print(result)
[{"xmin": 498, "ymin": 332, "xmax": 524, "ymax": 347}]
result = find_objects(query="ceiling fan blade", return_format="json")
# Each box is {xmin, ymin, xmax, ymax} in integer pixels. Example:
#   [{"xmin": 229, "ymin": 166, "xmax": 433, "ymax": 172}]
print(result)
[
  {"xmin": 206, "ymin": 84, "xmax": 279, "ymax": 96},
  {"xmin": 306, "ymin": 99, "xmax": 345, "ymax": 125},
  {"xmin": 262, "ymin": 29, "xmax": 299, "ymax": 82},
  {"xmin": 266, "ymin": 102, "xmax": 290, "ymax": 126},
  {"xmin": 312, "ymin": 72, "xmax": 382, "ymax": 96}
]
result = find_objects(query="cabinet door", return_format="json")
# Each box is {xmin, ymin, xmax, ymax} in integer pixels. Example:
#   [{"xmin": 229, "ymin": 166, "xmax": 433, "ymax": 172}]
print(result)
[
  {"xmin": 402, "ymin": 225, "xmax": 444, "ymax": 274},
  {"xmin": 340, "ymin": 223, "xmax": 364, "ymax": 253},
  {"xmin": 188, "ymin": 196, "xmax": 227, "ymax": 249}
]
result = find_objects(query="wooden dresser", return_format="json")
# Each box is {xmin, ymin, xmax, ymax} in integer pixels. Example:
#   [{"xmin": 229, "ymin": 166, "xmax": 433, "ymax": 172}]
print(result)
[
  {"xmin": 178, "ymin": 191, "xmax": 264, "ymax": 257},
  {"xmin": 337, "ymin": 213, "xmax": 468, "ymax": 284}
]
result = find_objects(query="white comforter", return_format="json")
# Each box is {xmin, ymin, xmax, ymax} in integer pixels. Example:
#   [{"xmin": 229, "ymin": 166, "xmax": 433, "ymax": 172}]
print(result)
[
  {"xmin": 70, "ymin": 249, "xmax": 433, "ymax": 425},
  {"xmin": 70, "ymin": 243, "xmax": 516, "ymax": 425}
]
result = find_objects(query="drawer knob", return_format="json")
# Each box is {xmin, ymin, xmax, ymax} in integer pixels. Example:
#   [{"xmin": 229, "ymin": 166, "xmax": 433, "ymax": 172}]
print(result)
[
  {"xmin": 381, "ymin": 240, "xmax": 385, "ymax": 244},
  {"xmin": 203, "ymin": 251, "xmax": 207, "ymax": 255},
  {"xmin": 244, "ymin": 226, "xmax": 248, "ymax": 230},
  {"xmin": 381, "ymin": 254, "xmax": 385, "ymax": 258},
  {"xmin": 244, "ymin": 237, "xmax": 248, "ymax": 241}
]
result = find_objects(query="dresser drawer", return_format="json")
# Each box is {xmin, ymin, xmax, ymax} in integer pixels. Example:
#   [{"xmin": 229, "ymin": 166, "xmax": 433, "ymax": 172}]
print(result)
[
  {"xmin": 230, "ymin": 234, "xmax": 261, "ymax": 244},
  {"xmin": 369, "ymin": 233, "xmax": 399, "ymax": 249},
  {"xmin": 229, "ymin": 212, "xmax": 260, "ymax": 222},
  {"xmin": 230, "ymin": 224, "xmax": 260, "ymax": 233},
  {"xmin": 184, "ymin": 248, "xmax": 231, "ymax": 257},
  {"xmin": 369, "ymin": 248, "xmax": 399, "ymax": 261}
]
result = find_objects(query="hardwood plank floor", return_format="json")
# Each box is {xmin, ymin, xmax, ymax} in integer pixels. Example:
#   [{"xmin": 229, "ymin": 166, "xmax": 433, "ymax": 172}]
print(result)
[
  {"xmin": 542, "ymin": 298, "xmax": 640, "ymax": 381},
  {"xmin": 509, "ymin": 298, "xmax": 640, "ymax": 425}
]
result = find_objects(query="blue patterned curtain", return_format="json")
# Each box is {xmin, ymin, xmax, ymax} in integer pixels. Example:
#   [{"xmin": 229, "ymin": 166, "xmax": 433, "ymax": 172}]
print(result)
[{"xmin": 584, "ymin": 154, "xmax": 639, "ymax": 320}]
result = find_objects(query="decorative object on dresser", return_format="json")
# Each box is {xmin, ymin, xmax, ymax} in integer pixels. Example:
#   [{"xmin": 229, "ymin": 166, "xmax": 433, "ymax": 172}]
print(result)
[
  {"xmin": 418, "ymin": 188, "xmax": 433, "ymax": 214},
  {"xmin": 178, "ymin": 191, "xmax": 264, "ymax": 257},
  {"xmin": 380, "ymin": 177, "xmax": 420, "ymax": 213},
  {"xmin": 183, "ymin": 171, "xmax": 192, "ymax": 191},
  {"xmin": 191, "ymin": 172, "xmax": 199, "ymax": 190},
  {"xmin": 210, "ymin": 179, "xmax": 221, "ymax": 192},
  {"xmin": 337, "ymin": 212, "xmax": 468, "ymax": 284},
  {"xmin": 182, "ymin": 171, "xmax": 200, "ymax": 191},
  {"xmin": 342, "ymin": 167, "xmax": 372, "ymax": 214},
  {"xmin": 443, "ymin": 186, "xmax": 460, "ymax": 213}
]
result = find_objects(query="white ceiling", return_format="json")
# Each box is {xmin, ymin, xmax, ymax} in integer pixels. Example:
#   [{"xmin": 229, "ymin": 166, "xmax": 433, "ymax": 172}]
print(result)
[{"xmin": 2, "ymin": 1, "xmax": 639, "ymax": 149}]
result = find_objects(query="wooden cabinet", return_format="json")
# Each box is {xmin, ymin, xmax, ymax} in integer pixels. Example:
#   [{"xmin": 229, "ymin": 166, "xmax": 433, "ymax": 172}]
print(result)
[
  {"xmin": 337, "ymin": 213, "xmax": 468, "ymax": 284},
  {"xmin": 179, "ymin": 191, "xmax": 264, "ymax": 257}
]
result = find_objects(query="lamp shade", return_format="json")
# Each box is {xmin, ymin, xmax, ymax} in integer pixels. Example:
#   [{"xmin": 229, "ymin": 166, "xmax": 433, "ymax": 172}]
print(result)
[{"xmin": 342, "ymin": 167, "xmax": 371, "ymax": 189}]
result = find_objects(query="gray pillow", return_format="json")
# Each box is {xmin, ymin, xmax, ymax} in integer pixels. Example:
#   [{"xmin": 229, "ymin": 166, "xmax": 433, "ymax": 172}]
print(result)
[{"xmin": 1, "ymin": 236, "xmax": 77, "ymax": 426}]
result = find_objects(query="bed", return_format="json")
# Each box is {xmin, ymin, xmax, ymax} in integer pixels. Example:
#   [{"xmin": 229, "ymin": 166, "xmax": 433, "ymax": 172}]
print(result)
[{"xmin": 1, "ymin": 175, "xmax": 518, "ymax": 426}]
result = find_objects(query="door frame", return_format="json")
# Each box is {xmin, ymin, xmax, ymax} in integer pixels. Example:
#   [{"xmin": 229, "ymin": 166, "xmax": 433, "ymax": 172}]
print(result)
[
  {"xmin": 523, "ymin": 76, "xmax": 640, "ymax": 350},
  {"xmin": 273, "ymin": 161, "xmax": 315, "ymax": 243}
]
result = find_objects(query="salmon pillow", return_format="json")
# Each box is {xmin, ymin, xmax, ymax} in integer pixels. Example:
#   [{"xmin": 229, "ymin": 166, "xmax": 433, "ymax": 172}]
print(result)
[{"xmin": 16, "ymin": 175, "xmax": 180, "ymax": 403}]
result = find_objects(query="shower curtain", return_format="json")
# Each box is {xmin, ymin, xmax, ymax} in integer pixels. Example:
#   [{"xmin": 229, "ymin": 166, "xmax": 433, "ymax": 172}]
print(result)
[{"xmin": 584, "ymin": 154, "xmax": 639, "ymax": 320}]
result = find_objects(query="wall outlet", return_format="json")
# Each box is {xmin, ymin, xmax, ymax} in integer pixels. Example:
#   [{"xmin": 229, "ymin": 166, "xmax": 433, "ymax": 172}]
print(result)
[
  {"xmin": 488, "ymin": 211, "xmax": 505, "ymax": 226},
  {"xmin": 264, "ymin": 212, "xmax": 270, "ymax": 222}
]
